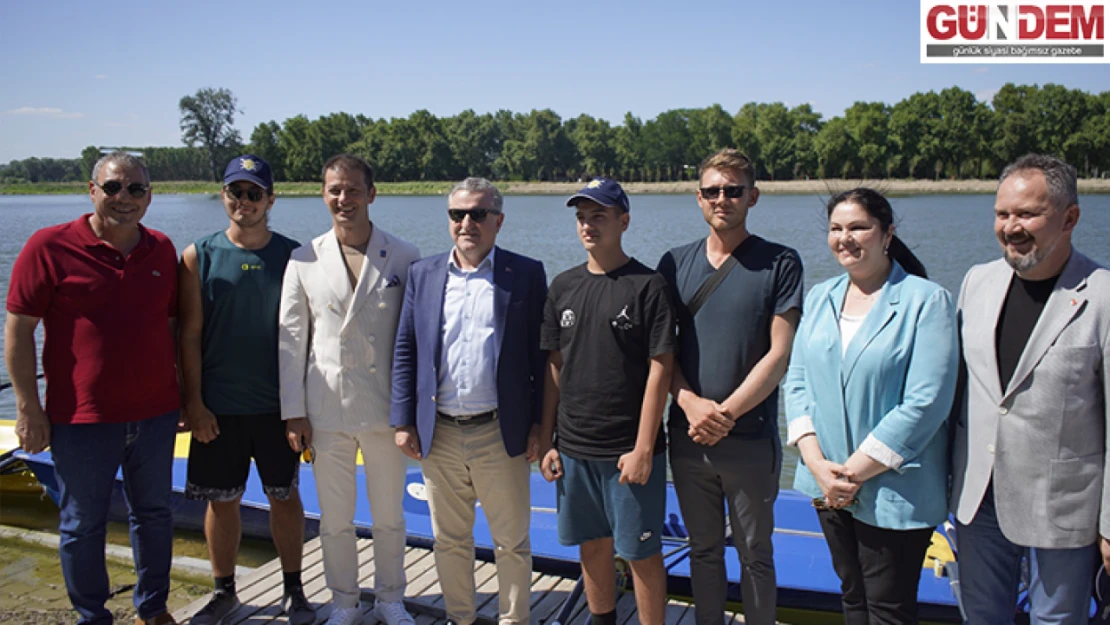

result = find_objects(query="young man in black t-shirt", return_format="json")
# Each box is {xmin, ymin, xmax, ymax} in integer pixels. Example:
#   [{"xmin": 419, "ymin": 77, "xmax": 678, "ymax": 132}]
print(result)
[{"xmin": 539, "ymin": 178, "xmax": 675, "ymax": 625}]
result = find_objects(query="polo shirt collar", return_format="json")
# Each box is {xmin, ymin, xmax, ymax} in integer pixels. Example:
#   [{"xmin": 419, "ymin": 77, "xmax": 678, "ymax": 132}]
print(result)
[{"xmin": 75, "ymin": 213, "xmax": 153, "ymax": 252}]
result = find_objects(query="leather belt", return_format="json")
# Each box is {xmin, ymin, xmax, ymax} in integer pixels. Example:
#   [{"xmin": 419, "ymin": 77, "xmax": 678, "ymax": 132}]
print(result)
[{"xmin": 436, "ymin": 409, "xmax": 498, "ymax": 426}]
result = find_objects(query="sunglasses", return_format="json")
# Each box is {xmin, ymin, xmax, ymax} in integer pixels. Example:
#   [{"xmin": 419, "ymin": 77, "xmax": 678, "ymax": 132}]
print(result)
[
  {"xmin": 448, "ymin": 208, "xmax": 500, "ymax": 223},
  {"xmin": 811, "ymin": 496, "xmax": 859, "ymax": 511},
  {"xmin": 94, "ymin": 180, "xmax": 150, "ymax": 198},
  {"xmin": 225, "ymin": 186, "xmax": 267, "ymax": 202},
  {"xmin": 700, "ymin": 185, "xmax": 746, "ymax": 199}
]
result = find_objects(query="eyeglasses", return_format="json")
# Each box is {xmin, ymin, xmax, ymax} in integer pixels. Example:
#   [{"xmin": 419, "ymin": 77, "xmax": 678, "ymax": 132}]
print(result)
[
  {"xmin": 448, "ymin": 208, "xmax": 500, "ymax": 223},
  {"xmin": 225, "ymin": 186, "xmax": 267, "ymax": 202},
  {"xmin": 811, "ymin": 496, "xmax": 859, "ymax": 511},
  {"xmin": 700, "ymin": 185, "xmax": 746, "ymax": 199},
  {"xmin": 94, "ymin": 180, "xmax": 150, "ymax": 198}
]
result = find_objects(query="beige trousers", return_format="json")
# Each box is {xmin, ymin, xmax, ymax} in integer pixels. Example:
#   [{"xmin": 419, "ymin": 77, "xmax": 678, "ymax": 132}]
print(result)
[
  {"xmin": 422, "ymin": 419, "xmax": 532, "ymax": 625},
  {"xmin": 313, "ymin": 429, "xmax": 407, "ymax": 608}
]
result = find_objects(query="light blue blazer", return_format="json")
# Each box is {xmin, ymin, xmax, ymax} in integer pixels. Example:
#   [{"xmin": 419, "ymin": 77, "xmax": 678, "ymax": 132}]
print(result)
[{"xmin": 784, "ymin": 262, "xmax": 958, "ymax": 529}]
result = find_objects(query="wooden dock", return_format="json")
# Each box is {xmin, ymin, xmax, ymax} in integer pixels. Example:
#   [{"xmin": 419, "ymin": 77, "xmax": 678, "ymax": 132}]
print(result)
[{"xmin": 173, "ymin": 536, "xmax": 729, "ymax": 624}]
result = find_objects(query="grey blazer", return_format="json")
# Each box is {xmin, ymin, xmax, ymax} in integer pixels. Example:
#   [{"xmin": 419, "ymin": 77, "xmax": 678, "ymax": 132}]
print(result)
[{"xmin": 950, "ymin": 249, "xmax": 1110, "ymax": 548}]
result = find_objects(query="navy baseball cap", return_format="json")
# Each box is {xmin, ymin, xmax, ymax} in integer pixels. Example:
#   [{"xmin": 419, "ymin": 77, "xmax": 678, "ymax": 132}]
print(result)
[
  {"xmin": 223, "ymin": 154, "xmax": 273, "ymax": 189},
  {"xmin": 565, "ymin": 178, "xmax": 630, "ymax": 212}
]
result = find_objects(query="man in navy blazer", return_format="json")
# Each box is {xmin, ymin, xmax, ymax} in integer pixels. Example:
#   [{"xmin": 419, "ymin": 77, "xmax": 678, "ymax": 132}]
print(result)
[{"xmin": 390, "ymin": 177, "xmax": 547, "ymax": 625}]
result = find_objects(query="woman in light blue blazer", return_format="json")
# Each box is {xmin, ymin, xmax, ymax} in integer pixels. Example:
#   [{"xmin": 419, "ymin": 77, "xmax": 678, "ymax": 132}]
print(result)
[{"xmin": 784, "ymin": 188, "xmax": 958, "ymax": 625}]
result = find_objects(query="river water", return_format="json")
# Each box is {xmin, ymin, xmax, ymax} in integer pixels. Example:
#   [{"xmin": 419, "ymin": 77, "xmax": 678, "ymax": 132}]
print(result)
[{"xmin": 1, "ymin": 192, "xmax": 1108, "ymax": 494}]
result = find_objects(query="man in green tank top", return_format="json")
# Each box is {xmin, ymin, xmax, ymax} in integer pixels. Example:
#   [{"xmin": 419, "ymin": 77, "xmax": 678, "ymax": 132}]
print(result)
[{"xmin": 178, "ymin": 155, "xmax": 315, "ymax": 625}]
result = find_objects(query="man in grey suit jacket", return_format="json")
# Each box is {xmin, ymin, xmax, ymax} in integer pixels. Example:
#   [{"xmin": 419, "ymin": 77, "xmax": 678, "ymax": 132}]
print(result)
[
  {"xmin": 279, "ymin": 154, "xmax": 420, "ymax": 625},
  {"xmin": 950, "ymin": 153, "xmax": 1110, "ymax": 625}
]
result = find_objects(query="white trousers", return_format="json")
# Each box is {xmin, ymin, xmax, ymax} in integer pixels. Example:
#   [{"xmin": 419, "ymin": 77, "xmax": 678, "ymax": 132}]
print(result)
[
  {"xmin": 313, "ymin": 429, "xmax": 407, "ymax": 608},
  {"xmin": 422, "ymin": 419, "xmax": 531, "ymax": 625}
]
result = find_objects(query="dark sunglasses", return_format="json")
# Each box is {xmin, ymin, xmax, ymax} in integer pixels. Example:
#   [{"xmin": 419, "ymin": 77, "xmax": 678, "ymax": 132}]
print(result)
[
  {"xmin": 700, "ymin": 185, "xmax": 746, "ymax": 199},
  {"xmin": 811, "ymin": 496, "xmax": 859, "ymax": 511},
  {"xmin": 94, "ymin": 180, "xmax": 150, "ymax": 198},
  {"xmin": 448, "ymin": 208, "xmax": 500, "ymax": 223},
  {"xmin": 225, "ymin": 186, "xmax": 267, "ymax": 202}
]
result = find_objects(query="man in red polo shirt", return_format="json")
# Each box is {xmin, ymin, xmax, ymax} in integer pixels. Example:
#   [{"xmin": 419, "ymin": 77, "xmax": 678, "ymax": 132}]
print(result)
[{"xmin": 5, "ymin": 151, "xmax": 181, "ymax": 625}]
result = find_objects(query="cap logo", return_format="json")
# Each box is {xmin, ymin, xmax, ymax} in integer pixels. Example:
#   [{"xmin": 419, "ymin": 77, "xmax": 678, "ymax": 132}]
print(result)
[
  {"xmin": 587, "ymin": 179, "xmax": 603, "ymax": 188},
  {"xmin": 240, "ymin": 158, "xmax": 257, "ymax": 171}
]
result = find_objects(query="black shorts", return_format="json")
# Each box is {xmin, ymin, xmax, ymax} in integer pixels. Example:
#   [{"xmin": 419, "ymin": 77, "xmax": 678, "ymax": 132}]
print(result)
[{"xmin": 185, "ymin": 412, "xmax": 300, "ymax": 502}]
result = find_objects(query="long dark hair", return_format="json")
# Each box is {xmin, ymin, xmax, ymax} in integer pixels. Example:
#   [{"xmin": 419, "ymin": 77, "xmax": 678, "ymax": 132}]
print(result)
[{"xmin": 826, "ymin": 188, "xmax": 928, "ymax": 279}]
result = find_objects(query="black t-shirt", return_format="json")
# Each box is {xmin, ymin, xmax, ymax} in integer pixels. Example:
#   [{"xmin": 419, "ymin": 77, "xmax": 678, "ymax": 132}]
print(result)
[
  {"xmin": 657, "ymin": 235, "xmax": 804, "ymax": 439},
  {"xmin": 996, "ymin": 273, "xmax": 1058, "ymax": 389},
  {"xmin": 540, "ymin": 259, "xmax": 676, "ymax": 460}
]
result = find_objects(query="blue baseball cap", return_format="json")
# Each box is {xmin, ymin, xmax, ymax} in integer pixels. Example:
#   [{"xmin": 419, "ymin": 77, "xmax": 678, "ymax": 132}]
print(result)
[
  {"xmin": 565, "ymin": 178, "xmax": 630, "ymax": 212},
  {"xmin": 223, "ymin": 154, "xmax": 273, "ymax": 189}
]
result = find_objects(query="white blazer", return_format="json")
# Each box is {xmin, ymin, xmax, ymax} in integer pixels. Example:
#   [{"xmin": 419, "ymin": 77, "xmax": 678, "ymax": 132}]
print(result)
[{"xmin": 279, "ymin": 225, "xmax": 420, "ymax": 433}]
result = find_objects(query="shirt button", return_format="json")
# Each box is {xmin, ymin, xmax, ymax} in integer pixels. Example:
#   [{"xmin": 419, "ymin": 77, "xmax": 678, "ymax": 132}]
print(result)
[
  {"xmin": 379, "ymin": 302, "xmax": 387, "ymax": 309},
  {"xmin": 431, "ymin": 395, "xmax": 436, "ymax": 401},
  {"xmin": 988, "ymin": 444, "xmax": 996, "ymax": 454},
  {"xmin": 998, "ymin": 406, "xmax": 1008, "ymax": 415},
  {"xmin": 370, "ymin": 366, "xmax": 377, "ymax": 374},
  {"xmin": 369, "ymin": 335, "xmax": 376, "ymax": 343}
]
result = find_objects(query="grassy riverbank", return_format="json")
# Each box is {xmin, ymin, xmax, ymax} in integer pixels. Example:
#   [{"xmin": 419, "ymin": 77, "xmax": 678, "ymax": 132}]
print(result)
[
  {"xmin": 0, "ymin": 534, "xmax": 208, "ymax": 624},
  {"xmin": 5, "ymin": 179, "xmax": 1110, "ymax": 197}
]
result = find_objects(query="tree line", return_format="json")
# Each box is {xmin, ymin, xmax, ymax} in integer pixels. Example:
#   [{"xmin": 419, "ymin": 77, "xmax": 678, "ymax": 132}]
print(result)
[{"xmin": 3, "ymin": 83, "xmax": 1108, "ymax": 185}]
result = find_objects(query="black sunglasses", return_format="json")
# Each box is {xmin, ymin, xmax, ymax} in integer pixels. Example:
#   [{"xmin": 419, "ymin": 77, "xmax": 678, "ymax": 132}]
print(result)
[
  {"xmin": 700, "ymin": 185, "xmax": 746, "ymax": 199},
  {"xmin": 811, "ymin": 496, "xmax": 859, "ymax": 511},
  {"xmin": 448, "ymin": 208, "xmax": 500, "ymax": 223},
  {"xmin": 95, "ymin": 180, "xmax": 150, "ymax": 198},
  {"xmin": 225, "ymin": 186, "xmax": 267, "ymax": 202}
]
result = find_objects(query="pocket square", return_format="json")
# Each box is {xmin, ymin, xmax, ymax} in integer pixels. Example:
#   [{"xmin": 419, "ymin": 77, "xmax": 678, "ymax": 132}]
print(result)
[{"xmin": 385, "ymin": 275, "xmax": 401, "ymax": 288}]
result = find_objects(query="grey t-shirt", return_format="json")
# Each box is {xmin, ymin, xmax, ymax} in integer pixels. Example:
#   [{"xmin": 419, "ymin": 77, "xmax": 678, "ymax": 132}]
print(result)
[{"xmin": 657, "ymin": 235, "xmax": 803, "ymax": 439}]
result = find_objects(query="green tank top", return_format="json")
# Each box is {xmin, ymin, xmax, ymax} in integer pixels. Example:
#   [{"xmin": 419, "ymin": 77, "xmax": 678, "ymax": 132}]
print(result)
[{"xmin": 195, "ymin": 230, "xmax": 300, "ymax": 415}]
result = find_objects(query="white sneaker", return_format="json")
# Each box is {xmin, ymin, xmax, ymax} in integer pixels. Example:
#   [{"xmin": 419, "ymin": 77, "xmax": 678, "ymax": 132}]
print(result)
[
  {"xmin": 327, "ymin": 605, "xmax": 362, "ymax": 625},
  {"xmin": 374, "ymin": 600, "xmax": 414, "ymax": 625}
]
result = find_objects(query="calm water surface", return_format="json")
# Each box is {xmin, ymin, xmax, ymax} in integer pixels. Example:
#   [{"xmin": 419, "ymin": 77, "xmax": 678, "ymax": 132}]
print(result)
[{"xmin": 1, "ymin": 192, "xmax": 1108, "ymax": 490}]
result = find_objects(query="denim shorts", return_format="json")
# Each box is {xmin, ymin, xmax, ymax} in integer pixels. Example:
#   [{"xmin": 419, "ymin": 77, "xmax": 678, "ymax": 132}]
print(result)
[{"xmin": 556, "ymin": 452, "xmax": 666, "ymax": 561}]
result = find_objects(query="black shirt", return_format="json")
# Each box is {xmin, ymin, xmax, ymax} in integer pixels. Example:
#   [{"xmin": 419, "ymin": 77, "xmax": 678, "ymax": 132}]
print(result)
[
  {"xmin": 996, "ymin": 274, "xmax": 1059, "ymax": 389},
  {"xmin": 540, "ymin": 259, "xmax": 676, "ymax": 460},
  {"xmin": 657, "ymin": 235, "xmax": 804, "ymax": 439}
]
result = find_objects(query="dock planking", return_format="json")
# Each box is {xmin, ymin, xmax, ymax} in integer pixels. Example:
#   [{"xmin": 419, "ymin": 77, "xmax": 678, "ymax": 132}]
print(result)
[{"xmin": 173, "ymin": 536, "xmax": 735, "ymax": 624}]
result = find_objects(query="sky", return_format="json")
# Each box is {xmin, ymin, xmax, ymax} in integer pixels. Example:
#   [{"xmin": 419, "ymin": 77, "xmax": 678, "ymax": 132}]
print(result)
[{"xmin": 0, "ymin": 0, "xmax": 1107, "ymax": 164}]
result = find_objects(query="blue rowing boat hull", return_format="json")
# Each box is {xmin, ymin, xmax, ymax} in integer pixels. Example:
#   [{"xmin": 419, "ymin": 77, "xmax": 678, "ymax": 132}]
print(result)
[{"xmin": 16, "ymin": 451, "xmax": 962, "ymax": 621}]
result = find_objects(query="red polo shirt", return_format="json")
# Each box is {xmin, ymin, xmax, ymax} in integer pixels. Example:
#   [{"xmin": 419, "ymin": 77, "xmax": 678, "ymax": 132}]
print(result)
[{"xmin": 6, "ymin": 214, "xmax": 180, "ymax": 425}]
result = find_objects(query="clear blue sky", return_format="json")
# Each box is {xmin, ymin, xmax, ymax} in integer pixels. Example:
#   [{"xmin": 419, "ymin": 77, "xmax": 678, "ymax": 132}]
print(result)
[{"xmin": 1, "ymin": 0, "xmax": 1106, "ymax": 164}]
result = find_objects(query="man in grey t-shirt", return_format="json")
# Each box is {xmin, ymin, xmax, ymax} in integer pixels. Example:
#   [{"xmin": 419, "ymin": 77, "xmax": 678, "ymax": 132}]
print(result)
[{"xmin": 657, "ymin": 149, "xmax": 803, "ymax": 625}]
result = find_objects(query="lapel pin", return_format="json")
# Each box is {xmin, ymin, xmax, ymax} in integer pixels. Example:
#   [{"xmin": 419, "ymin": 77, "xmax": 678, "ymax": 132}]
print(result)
[{"xmin": 1071, "ymin": 298, "xmax": 1078, "ymax": 306}]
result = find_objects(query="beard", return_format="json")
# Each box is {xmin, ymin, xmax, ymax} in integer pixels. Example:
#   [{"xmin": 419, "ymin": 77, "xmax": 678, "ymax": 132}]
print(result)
[{"xmin": 1002, "ymin": 234, "xmax": 1058, "ymax": 273}]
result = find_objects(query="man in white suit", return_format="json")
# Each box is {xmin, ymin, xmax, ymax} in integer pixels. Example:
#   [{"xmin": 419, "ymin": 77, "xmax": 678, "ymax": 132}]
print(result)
[
  {"xmin": 951, "ymin": 153, "xmax": 1110, "ymax": 625},
  {"xmin": 279, "ymin": 154, "xmax": 420, "ymax": 625}
]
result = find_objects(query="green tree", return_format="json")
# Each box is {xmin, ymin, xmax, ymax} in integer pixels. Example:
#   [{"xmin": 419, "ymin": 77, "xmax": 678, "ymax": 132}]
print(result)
[
  {"xmin": 613, "ymin": 113, "xmax": 645, "ymax": 181},
  {"xmin": 789, "ymin": 104, "xmax": 822, "ymax": 179},
  {"xmin": 731, "ymin": 103, "xmax": 761, "ymax": 176},
  {"xmin": 814, "ymin": 117, "xmax": 857, "ymax": 178},
  {"xmin": 179, "ymin": 87, "xmax": 242, "ymax": 182},
  {"xmin": 686, "ymin": 104, "xmax": 735, "ymax": 167},
  {"xmin": 843, "ymin": 101, "xmax": 891, "ymax": 178},
  {"xmin": 248, "ymin": 121, "xmax": 284, "ymax": 181},
  {"xmin": 568, "ymin": 114, "xmax": 616, "ymax": 179}
]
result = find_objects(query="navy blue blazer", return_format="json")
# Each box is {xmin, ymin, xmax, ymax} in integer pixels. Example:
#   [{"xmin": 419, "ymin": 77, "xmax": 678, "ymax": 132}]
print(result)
[{"xmin": 389, "ymin": 246, "xmax": 547, "ymax": 458}]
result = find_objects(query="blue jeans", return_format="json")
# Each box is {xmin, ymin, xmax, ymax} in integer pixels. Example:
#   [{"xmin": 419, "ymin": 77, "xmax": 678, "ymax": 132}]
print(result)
[
  {"xmin": 957, "ymin": 484, "xmax": 1096, "ymax": 625},
  {"xmin": 51, "ymin": 410, "xmax": 178, "ymax": 625}
]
